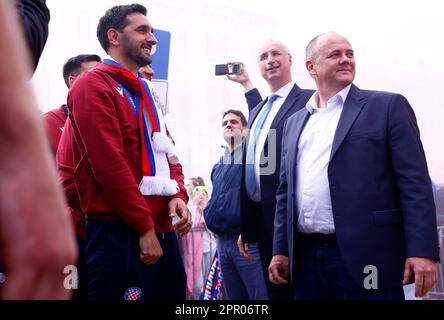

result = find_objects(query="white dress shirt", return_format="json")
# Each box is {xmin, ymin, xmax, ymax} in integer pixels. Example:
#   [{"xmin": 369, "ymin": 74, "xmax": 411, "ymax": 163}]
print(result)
[
  {"xmin": 296, "ymin": 84, "xmax": 351, "ymax": 234},
  {"xmin": 247, "ymin": 81, "xmax": 294, "ymax": 202}
]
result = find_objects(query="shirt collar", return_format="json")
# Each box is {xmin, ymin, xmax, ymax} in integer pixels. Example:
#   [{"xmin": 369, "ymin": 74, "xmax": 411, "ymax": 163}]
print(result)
[
  {"xmin": 104, "ymin": 55, "xmax": 143, "ymax": 78},
  {"xmin": 104, "ymin": 55, "xmax": 117, "ymax": 63},
  {"xmin": 272, "ymin": 81, "xmax": 294, "ymax": 100},
  {"xmin": 221, "ymin": 143, "xmax": 243, "ymax": 153},
  {"xmin": 306, "ymin": 84, "xmax": 352, "ymax": 114}
]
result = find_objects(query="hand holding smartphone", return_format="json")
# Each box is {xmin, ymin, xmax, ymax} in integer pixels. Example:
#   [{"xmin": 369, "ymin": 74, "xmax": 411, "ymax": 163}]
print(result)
[{"xmin": 215, "ymin": 63, "xmax": 241, "ymax": 76}]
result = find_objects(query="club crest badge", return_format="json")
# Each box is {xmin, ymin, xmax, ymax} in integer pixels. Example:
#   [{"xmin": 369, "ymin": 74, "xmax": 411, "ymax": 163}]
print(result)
[
  {"xmin": 124, "ymin": 287, "xmax": 142, "ymax": 300},
  {"xmin": 116, "ymin": 86, "xmax": 124, "ymax": 97}
]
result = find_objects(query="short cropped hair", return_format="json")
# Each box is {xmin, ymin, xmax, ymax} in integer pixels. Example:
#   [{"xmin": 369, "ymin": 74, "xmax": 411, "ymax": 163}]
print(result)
[
  {"xmin": 306, "ymin": 31, "xmax": 338, "ymax": 61},
  {"xmin": 97, "ymin": 3, "xmax": 147, "ymax": 52},
  {"xmin": 222, "ymin": 109, "xmax": 247, "ymax": 127},
  {"xmin": 62, "ymin": 54, "xmax": 101, "ymax": 87},
  {"xmin": 190, "ymin": 176, "xmax": 205, "ymax": 187}
]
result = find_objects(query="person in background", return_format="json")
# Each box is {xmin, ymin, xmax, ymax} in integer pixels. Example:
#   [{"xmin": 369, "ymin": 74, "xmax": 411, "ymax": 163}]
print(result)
[
  {"xmin": 185, "ymin": 177, "xmax": 206, "ymax": 201},
  {"xmin": 204, "ymin": 109, "xmax": 268, "ymax": 300},
  {"xmin": 53, "ymin": 54, "xmax": 101, "ymax": 300},
  {"xmin": 183, "ymin": 184, "xmax": 212, "ymax": 299},
  {"xmin": 140, "ymin": 63, "xmax": 154, "ymax": 81},
  {"xmin": 43, "ymin": 54, "xmax": 101, "ymax": 155}
]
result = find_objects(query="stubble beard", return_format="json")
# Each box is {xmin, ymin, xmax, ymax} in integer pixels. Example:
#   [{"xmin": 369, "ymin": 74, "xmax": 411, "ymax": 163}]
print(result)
[{"xmin": 122, "ymin": 36, "xmax": 153, "ymax": 68}]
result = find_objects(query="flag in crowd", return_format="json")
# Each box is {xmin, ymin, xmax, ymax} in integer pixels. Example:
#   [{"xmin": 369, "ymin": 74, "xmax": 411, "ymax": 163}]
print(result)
[{"xmin": 199, "ymin": 251, "xmax": 224, "ymax": 300}]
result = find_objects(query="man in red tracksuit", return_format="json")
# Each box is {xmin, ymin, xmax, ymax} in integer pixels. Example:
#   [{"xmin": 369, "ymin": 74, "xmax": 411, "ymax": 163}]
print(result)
[
  {"xmin": 56, "ymin": 117, "xmax": 88, "ymax": 300},
  {"xmin": 67, "ymin": 3, "xmax": 192, "ymax": 300},
  {"xmin": 42, "ymin": 54, "xmax": 100, "ymax": 301}
]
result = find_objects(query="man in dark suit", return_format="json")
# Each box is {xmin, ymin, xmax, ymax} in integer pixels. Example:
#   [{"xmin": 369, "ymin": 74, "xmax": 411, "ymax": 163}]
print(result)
[
  {"xmin": 236, "ymin": 41, "xmax": 313, "ymax": 300},
  {"xmin": 269, "ymin": 31, "xmax": 439, "ymax": 300}
]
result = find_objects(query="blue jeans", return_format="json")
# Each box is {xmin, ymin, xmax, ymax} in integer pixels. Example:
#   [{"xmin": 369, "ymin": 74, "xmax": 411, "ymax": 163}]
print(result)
[
  {"xmin": 293, "ymin": 232, "xmax": 405, "ymax": 300},
  {"xmin": 217, "ymin": 234, "xmax": 268, "ymax": 300},
  {"xmin": 86, "ymin": 220, "xmax": 186, "ymax": 300}
]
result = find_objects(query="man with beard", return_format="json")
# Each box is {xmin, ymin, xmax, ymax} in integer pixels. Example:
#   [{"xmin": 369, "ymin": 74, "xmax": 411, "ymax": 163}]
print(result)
[{"xmin": 67, "ymin": 4, "xmax": 192, "ymax": 300}]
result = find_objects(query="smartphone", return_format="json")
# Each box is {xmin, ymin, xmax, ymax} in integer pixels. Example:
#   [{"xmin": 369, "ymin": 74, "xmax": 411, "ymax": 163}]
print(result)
[{"xmin": 215, "ymin": 63, "xmax": 241, "ymax": 76}]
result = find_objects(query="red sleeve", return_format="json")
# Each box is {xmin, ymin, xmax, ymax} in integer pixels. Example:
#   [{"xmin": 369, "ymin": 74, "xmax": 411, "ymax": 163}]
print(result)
[
  {"xmin": 56, "ymin": 119, "xmax": 79, "ymax": 210},
  {"xmin": 56, "ymin": 123, "xmax": 86, "ymax": 238},
  {"xmin": 69, "ymin": 73, "xmax": 154, "ymax": 235},
  {"xmin": 166, "ymin": 126, "xmax": 189, "ymax": 205},
  {"xmin": 42, "ymin": 111, "xmax": 63, "ymax": 155},
  {"xmin": 170, "ymin": 161, "xmax": 189, "ymax": 205}
]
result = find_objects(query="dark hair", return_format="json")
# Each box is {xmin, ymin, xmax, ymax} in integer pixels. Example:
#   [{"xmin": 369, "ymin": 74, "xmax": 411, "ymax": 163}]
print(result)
[
  {"xmin": 97, "ymin": 4, "xmax": 147, "ymax": 52},
  {"xmin": 222, "ymin": 109, "xmax": 247, "ymax": 127},
  {"xmin": 62, "ymin": 54, "xmax": 101, "ymax": 88},
  {"xmin": 190, "ymin": 176, "xmax": 205, "ymax": 187}
]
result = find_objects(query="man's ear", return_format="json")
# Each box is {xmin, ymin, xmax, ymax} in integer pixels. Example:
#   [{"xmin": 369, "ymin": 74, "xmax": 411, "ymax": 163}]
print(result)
[
  {"xmin": 68, "ymin": 75, "xmax": 76, "ymax": 88},
  {"xmin": 107, "ymin": 28, "xmax": 120, "ymax": 47},
  {"xmin": 306, "ymin": 60, "xmax": 316, "ymax": 76}
]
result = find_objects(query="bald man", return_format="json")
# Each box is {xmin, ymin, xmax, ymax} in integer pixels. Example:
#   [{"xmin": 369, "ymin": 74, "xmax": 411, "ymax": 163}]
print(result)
[
  {"xmin": 270, "ymin": 31, "xmax": 438, "ymax": 300},
  {"xmin": 237, "ymin": 41, "xmax": 314, "ymax": 300}
]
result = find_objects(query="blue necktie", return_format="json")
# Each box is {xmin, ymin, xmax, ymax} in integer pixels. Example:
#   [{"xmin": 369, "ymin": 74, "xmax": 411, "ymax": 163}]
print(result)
[{"xmin": 245, "ymin": 94, "xmax": 279, "ymax": 198}]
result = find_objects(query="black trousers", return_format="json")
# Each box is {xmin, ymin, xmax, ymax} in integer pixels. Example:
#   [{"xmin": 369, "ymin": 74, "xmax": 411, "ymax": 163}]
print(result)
[{"xmin": 86, "ymin": 220, "xmax": 186, "ymax": 300}]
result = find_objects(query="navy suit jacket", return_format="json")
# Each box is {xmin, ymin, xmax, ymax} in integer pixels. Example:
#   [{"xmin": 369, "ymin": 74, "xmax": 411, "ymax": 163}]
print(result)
[
  {"xmin": 273, "ymin": 84, "xmax": 439, "ymax": 288},
  {"xmin": 240, "ymin": 84, "xmax": 314, "ymax": 257},
  {"xmin": 245, "ymin": 88, "xmax": 263, "ymax": 111}
]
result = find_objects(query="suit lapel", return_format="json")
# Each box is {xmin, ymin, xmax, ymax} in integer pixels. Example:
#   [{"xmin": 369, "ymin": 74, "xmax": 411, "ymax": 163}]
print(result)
[
  {"xmin": 248, "ymin": 100, "xmax": 266, "ymax": 127},
  {"xmin": 330, "ymin": 84, "xmax": 366, "ymax": 161},
  {"xmin": 284, "ymin": 109, "xmax": 310, "ymax": 229},
  {"xmin": 245, "ymin": 100, "xmax": 267, "ymax": 148},
  {"xmin": 259, "ymin": 84, "xmax": 304, "ymax": 166},
  {"xmin": 270, "ymin": 84, "xmax": 302, "ymax": 129},
  {"xmin": 289, "ymin": 110, "xmax": 311, "ymax": 160}
]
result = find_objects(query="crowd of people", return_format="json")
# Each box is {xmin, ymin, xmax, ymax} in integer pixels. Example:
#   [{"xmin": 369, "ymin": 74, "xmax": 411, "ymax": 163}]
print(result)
[{"xmin": 0, "ymin": 1, "xmax": 441, "ymax": 301}]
